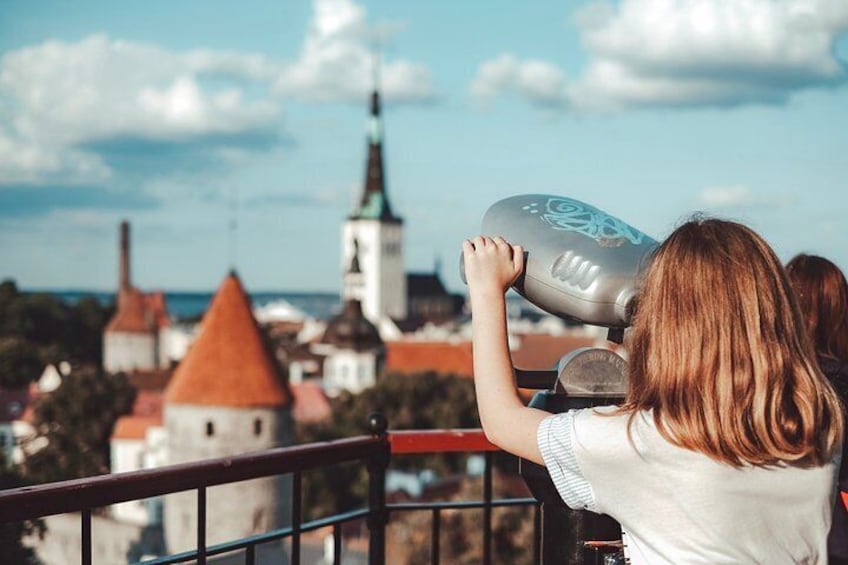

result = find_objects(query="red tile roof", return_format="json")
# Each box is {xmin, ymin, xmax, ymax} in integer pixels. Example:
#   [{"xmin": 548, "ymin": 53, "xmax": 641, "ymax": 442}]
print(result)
[
  {"xmin": 385, "ymin": 341, "xmax": 474, "ymax": 378},
  {"xmin": 290, "ymin": 381, "xmax": 332, "ymax": 424},
  {"xmin": 105, "ymin": 287, "xmax": 151, "ymax": 333},
  {"xmin": 132, "ymin": 390, "xmax": 164, "ymax": 418},
  {"xmin": 144, "ymin": 291, "xmax": 170, "ymax": 329},
  {"xmin": 110, "ymin": 390, "xmax": 164, "ymax": 441},
  {"xmin": 509, "ymin": 333, "xmax": 599, "ymax": 370},
  {"xmin": 112, "ymin": 415, "xmax": 161, "ymax": 440},
  {"xmin": 105, "ymin": 287, "xmax": 170, "ymax": 334},
  {"xmin": 165, "ymin": 272, "xmax": 291, "ymax": 408}
]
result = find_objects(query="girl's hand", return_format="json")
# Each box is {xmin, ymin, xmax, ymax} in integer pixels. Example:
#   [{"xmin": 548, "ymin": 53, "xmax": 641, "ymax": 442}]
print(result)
[{"xmin": 462, "ymin": 236, "xmax": 525, "ymax": 297}]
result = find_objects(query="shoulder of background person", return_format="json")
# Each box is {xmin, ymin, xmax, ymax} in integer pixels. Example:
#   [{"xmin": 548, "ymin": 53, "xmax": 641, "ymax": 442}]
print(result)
[{"xmin": 820, "ymin": 355, "xmax": 848, "ymax": 403}]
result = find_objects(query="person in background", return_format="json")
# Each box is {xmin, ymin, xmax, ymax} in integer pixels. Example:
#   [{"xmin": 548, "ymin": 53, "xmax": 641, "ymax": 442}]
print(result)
[
  {"xmin": 786, "ymin": 253, "xmax": 848, "ymax": 565},
  {"xmin": 463, "ymin": 218, "xmax": 844, "ymax": 564}
]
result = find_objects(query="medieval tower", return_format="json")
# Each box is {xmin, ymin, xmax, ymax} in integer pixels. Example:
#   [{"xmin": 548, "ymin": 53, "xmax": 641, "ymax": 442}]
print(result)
[
  {"xmin": 103, "ymin": 221, "xmax": 169, "ymax": 373},
  {"xmin": 163, "ymin": 271, "xmax": 293, "ymax": 553},
  {"xmin": 341, "ymin": 89, "xmax": 407, "ymax": 322}
]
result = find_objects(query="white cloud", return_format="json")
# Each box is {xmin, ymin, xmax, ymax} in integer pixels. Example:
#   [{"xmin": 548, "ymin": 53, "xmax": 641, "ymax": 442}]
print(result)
[
  {"xmin": 0, "ymin": 0, "xmax": 435, "ymax": 187},
  {"xmin": 470, "ymin": 0, "xmax": 848, "ymax": 112},
  {"xmin": 469, "ymin": 54, "xmax": 568, "ymax": 109},
  {"xmin": 0, "ymin": 34, "xmax": 283, "ymax": 184},
  {"xmin": 274, "ymin": 0, "xmax": 436, "ymax": 103}
]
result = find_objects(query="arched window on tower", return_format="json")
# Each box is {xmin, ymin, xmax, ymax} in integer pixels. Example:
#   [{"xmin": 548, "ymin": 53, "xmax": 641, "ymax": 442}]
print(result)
[
  {"xmin": 206, "ymin": 421, "xmax": 214, "ymax": 437},
  {"xmin": 254, "ymin": 418, "xmax": 262, "ymax": 437}
]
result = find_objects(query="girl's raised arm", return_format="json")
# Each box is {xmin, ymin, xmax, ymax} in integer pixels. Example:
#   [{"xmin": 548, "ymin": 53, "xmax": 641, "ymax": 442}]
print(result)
[{"xmin": 463, "ymin": 236, "xmax": 550, "ymax": 465}]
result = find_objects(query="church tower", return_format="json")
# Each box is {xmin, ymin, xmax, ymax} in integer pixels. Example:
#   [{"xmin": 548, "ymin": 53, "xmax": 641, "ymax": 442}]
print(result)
[
  {"xmin": 342, "ymin": 89, "xmax": 407, "ymax": 322},
  {"xmin": 163, "ymin": 272, "xmax": 293, "ymax": 553},
  {"xmin": 103, "ymin": 221, "xmax": 169, "ymax": 373}
]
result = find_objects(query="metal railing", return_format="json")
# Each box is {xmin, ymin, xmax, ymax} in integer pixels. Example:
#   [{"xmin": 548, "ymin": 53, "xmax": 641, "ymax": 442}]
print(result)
[{"xmin": 0, "ymin": 417, "xmax": 538, "ymax": 565}]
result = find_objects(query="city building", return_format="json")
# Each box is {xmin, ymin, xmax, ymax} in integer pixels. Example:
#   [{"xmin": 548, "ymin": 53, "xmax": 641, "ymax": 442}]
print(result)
[
  {"xmin": 163, "ymin": 271, "xmax": 294, "ymax": 553},
  {"xmin": 103, "ymin": 221, "xmax": 171, "ymax": 374},
  {"xmin": 341, "ymin": 89, "xmax": 407, "ymax": 324}
]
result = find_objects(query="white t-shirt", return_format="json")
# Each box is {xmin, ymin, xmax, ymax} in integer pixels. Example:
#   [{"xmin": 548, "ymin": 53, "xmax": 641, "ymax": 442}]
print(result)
[{"xmin": 537, "ymin": 406, "xmax": 838, "ymax": 564}]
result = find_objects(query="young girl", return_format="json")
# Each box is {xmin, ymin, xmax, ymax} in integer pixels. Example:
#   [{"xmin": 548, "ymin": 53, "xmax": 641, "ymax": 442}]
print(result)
[
  {"xmin": 463, "ymin": 218, "xmax": 843, "ymax": 564},
  {"xmin": 786, "ymin": 254, "xmax": 848, "ymax": 564}
]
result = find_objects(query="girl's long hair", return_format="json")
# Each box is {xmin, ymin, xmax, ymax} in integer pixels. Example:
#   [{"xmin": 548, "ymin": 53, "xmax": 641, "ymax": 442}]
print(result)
[
  {"xmin": 785, "ymin": 253, "xmax": 848, "ymax": 363},
  {"xmin": 624, "ymin": 218, "xmax": 843, "ymax": 466}
]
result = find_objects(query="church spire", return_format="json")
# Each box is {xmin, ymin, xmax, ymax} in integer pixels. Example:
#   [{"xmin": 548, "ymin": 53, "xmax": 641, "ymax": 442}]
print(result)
[{"xmin": 354, "ymin": 86, "xmax": 400, "ymax": 222}]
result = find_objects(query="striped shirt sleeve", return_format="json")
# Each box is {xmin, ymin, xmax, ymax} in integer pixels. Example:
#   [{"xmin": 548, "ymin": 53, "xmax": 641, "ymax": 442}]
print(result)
[{"xmin": 537, "ymin": 410, "xmax": 599, "ymax": 513}]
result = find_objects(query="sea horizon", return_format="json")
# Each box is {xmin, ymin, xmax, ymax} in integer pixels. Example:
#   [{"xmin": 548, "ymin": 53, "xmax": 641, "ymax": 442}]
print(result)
[{"xmin": 26, "ymin": 287, "xmax": 342, "ymax": 321}]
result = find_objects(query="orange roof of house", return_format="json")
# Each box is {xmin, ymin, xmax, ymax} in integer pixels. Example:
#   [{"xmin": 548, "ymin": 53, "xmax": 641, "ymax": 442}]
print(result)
[
  {"xmin": 165, "ymin": 272, "xmax": 291, "ymax": 408},
  {"xmin": 110, "ymin": 390, "xmax": 165, "ymax": 441},
  {"xmin": 385, "ymin": 341, "xmax": 474, "ymax": 378},
  {"xmin": 144, "ymin": 291, "xmax": 170, "ymax": 329},
  {"xmin": 509, "ymin": 333, "xmax": 600, "ymax": 370},
  {"xmin": 132, "ymin": 390, "xmax": 164, "ymax": 418},
  {"xmin": 290, "ymin": 381, "xmax": 332, "ymax": 424},
  {"xmin": 112, "ymin": 415, "xmax": 162, "ymax": 440},
  {"xmin": 105, "ymin": 287, "xmax": 152, "ymax": 333},
  {"xmin": 106, "ymin": 287, "xmax": 170, "ymax": 333}
]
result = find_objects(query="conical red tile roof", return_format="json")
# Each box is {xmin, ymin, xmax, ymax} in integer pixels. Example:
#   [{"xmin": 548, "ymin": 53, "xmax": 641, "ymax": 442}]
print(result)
[{"xmin": 165, "ymin": 272, "xmax": 290, "ymax": 408}]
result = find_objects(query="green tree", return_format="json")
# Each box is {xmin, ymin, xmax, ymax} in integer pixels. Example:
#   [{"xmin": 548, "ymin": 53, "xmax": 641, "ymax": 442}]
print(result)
[
  {"xmin": 397, "ymin": 478, "xmax": 536, "ymax": 565},
  {"xmin": 298, "ymin": 372, "xmax": 480, "ymax": 519},
  {"xmin": 0, "ymin": 281, "xmax": 113, "ymax": 383},
  {"xmin": 0, "ymin": 338, "xmax": 43, "ymax": 389},
  {"xmin": 24, "ymin": 368, "xmax": 135, "ymax": 484}
]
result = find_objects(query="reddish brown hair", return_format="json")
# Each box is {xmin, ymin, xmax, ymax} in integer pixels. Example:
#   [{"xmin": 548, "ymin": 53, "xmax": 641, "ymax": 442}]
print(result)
[
  {"xmin": 625, "ymin": 218, "xmax": 842, "ymax": 466},
  {"xmin": 785, "ymin": 253, "xmax": 848, "ymax": 363}
]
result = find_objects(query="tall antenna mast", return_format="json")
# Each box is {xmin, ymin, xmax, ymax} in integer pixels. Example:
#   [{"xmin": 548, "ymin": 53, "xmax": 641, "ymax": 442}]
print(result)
[
  {"xmin": 228, "ymin": 186, "xmax": 239, "ymax": 272},
  {"xmin": 372, "ymin": 40, "xmax": 382, "ymax": 94}
]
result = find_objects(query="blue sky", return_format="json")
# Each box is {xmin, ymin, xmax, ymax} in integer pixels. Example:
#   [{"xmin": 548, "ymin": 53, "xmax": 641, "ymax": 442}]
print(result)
[{"xmin": 1, "ymin": 0, "xmax": 846, "ymax": 293}]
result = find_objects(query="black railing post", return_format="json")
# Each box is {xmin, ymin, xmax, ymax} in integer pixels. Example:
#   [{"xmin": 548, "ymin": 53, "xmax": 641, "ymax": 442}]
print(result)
[
  {"xmin": 431, "ymin": 509, "xmax": 441, "ymax": 565},
  {"xmin": 292, "ymin": 471, "xmax": 302, "ymax": 565},
  {"xmin": 367, "ymin": 412, "xmax": 389, "ymax": 565},
  {"xmin": 81, "ymin": 508, "xmax": 92, "ymax": 565},
  {"xmin": 483, "ymin": 451, "xmax": 493, "ymax": 565},
  {"xmin": 197, "ymin": 486, "xmax": 207, "ymax": 565},
  {"xmin": 533, "ymin": 503, "xmax": 542, "ymax": 565},
  {"xmin": 540, "ymin": 504, "xmax": 571, "ymax": 565}
]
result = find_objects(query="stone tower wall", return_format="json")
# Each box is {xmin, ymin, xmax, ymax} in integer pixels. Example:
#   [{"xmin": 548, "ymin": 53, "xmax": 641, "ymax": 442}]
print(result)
[{"xmin": 163, "ymin": 404, "xmax": 293, "ymax": 553}]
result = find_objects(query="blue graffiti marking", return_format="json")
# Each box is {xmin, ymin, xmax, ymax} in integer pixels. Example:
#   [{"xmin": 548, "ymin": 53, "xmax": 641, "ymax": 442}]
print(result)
[{"xmin": 525, "ymin": 197, "xmax": 646, "ymax": 245}]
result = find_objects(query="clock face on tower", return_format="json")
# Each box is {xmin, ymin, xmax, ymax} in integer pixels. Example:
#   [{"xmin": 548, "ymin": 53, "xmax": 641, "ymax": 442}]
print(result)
[{"xmin": 384, "ymin": 241, "xmax": 400, "ymax": 256}]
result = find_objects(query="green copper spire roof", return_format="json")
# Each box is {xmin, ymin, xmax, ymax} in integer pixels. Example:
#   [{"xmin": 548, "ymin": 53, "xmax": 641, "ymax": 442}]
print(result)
[{"xmin": 352, "ymin": 90, "xmax": 400, "ymax": 223}]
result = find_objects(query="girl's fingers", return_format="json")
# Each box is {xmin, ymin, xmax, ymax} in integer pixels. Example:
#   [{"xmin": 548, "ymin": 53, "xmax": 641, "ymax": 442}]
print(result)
[{"xmin": 512, "ymin": 245, "xmax": 525, "ymax": 272}]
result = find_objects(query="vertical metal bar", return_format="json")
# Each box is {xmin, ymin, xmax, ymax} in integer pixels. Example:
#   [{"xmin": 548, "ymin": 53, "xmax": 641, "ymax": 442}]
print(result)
[
  {"xmin": 333, "ymin": 523, "xmax": 342, "ymax": 565},
  {"xmin": 292, "ymin": 472, "xmax": 302, "ymax": 565},
  {"xmin": 533, "ymin": 503, "xmax": 542, "ymax": 565},
  {"xmin": 245, "ymin": 544, "xmax": 255, "ymax": 565},
  {"xmin": 81, "ymin": 509, "xmax": 92, "ymax": 565},
  {"xmin": 541, "ymin": 504, "xmax": 572, "ymax": 565},
  {"xmin": 483, "ymin": 451, "xmax": 493, "ymax": 565},
  {"xmin": 431, "ymin": 508, "xmax": 441, "ymax": 565},
  {"xmin": 367, "ymin": 413, "xmax": 389, "ymax": 565},
  {"xmin": 197, "ymin": 486, "xmax": 207, "ymax": 565}
]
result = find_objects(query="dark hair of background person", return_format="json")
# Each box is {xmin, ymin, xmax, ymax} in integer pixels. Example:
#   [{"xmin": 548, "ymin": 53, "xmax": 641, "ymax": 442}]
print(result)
[{"xmin": 786, "ymin": 254, "xmax": 848, "ymax": 362}]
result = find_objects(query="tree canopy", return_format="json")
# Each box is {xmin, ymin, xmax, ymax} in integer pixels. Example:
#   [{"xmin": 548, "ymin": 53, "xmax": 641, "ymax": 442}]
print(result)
[
  {"xmin": 298, "ymin": 371, "xmax": 480, "ymax": 519},
  {"xmin": 0, "ymin": 280, "xmax": 112, "ymax": 388},
  {"xmin": 24, "ymin": 368, "xmax": 135, "ymax": 484}
]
